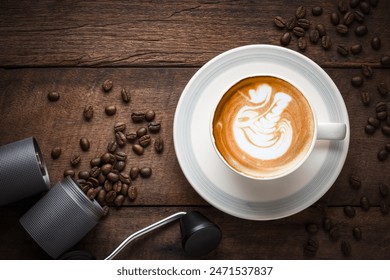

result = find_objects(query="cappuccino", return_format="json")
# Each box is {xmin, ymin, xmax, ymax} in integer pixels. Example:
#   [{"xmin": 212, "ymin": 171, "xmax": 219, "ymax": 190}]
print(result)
[{"xmin": 212, "ymin": 76, "xmax": 315, "ymax": 179}]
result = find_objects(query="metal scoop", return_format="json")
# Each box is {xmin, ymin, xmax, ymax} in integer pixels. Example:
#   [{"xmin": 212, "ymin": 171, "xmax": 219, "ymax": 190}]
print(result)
[{"xmin": 59, "ymin": 211, "xmax": 222, "ymax": 260}]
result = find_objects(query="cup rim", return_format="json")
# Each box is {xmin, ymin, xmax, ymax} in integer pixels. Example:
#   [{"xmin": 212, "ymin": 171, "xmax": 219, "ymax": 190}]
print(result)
[{"xmin": 210, "ymin": 74, "xmax": 318, "ymax": 181}]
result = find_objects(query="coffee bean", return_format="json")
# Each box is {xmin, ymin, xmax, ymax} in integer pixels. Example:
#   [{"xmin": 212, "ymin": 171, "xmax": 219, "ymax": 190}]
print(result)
[
  {"xmin": 119, "ymin": 173, "xmax": 131, "ymax": 184},
  {"xmin": 368, "ymin": 117, "xmax": 380, "ymax": 128},
  {"xmin": 376, "ymin": 102, "xmax": 387, "ymax": 112},
  {"xmin": 312, "ymin": 6, "xmax": 322, "ymax": 16},
  {"xmin": 115, "ymin": 131, "xmax": 127, "ymax": 147},
  {"xmin": 139, "ymin": 134, "xmax": 151, "ymax": 147},
  {"xmin": 337, "ymin": 44, "xmax": 349, "ymax": 56},
  {"xmin": 361, "ymin": 92, "xmax": 371, "ymax": 106},
  {"xmin": 338, "ymin": 0, "xmax": 349, "ymax": 13},
  {"xmin": 350, "ymin": 44, "xmax": 362, "ymax": 54},
  {"xmin": 106, "ymin": 140, "xmax": 117, "ymax": 153},
  {"xmin": 297, "ymin": 37, "xmax": 307, "ymax": 50},
  {"xmin": 274, "ymin": 16, "xmax": 286, "ymax": 28},
  {"xmin": 79, "ymin": 137, "xmax": 90, "ymax": 152},
  {"xmin": 70, "ymin": 154, "xmax": 81, "ymax": 167},
  {"xmin": 107, "ymin": 172, "xmax": 119, "ymax": 183},
  {"xmin": 379, "ymin": 183, "xmax": 389, "ymax": 197},
  {"xmin": 104, "ymin": 180, "xmax": 113, "ymax": 192},
  {"xmin": 361, "ymin": 64, "xmax": 373, "ymax": 78},
  {"xmin": 321, "ymin": 35, "xmax": 332, "ymax": 50},
  {"xmin": 330, "ymin": 12, "xmax": 340, "ymax": 25},
  {"xmin": 128, "ymin": 185, "xmax": 138, "ymax": 200},
  {"xmin": 148, "ymin": 121, "xmax": 161, "ymax": 133},
  {"xmin": 102, "ymin": 205, "xmax": 109, "ymax": 216},
  {"xmin": 140, "ymin": 167, "xmax": 152, "ymax": 178},
  {"xmin": 381, "ymin": 55, "xmax": 390, "ymax": 67},
  {"xmin": 131, "ymin": 111, "xmax": 145, "ymax": 122},
  {"xmin": 114, "ymin": 195, "xmax": 125, "ymax": 207},
  {"xmin": 87, "ymin": 177, "xmax": 99, "ymax": 187},
  {"xmin": 377, "ymin": 111, "xmax": 388, "ymax": 121},
  {"xmin": 380, "ymin": 200, "xmax": 389, "ymax": 215},
  {"xmin": 115, "ymin": 151, "xmax": 127, "ymax": 161},
  {"xmin": 305, "ymin": 223, "xmax": 318, "ymax": 234},
  {"xmin": 297, "ymin": 19, "xmax": 310, "ymax": 30},
  {"xmin": 382, "ymin": 126, "xmax": 390, "ymax": 137},
  {"xmin": 132, "ymin": 144, "xmax": 144, "ymax": 155},
  {"xmin": 371, "ymin": 37, "xmax": 381, "ymax": 50},
  {"xmin": 336, "ymin": 24, "xmax": 349, "ymax": 35},
  {"xmin": 101, "ymin": 152, "xmax": 115, "ymax": 164},
  {"xmin": 377, "ymin": 149, "xmax": 388, "ymax": 161},
  {"xmin": 112, "ymin": 181, "xmax": 122, "ymax": 193},
  {"xmin": 295, "ymin": 6, "xmax": 306, "ymax": 19},
  {"xmin": 47, "ymin": 91, "xmax": 60, "ymax": 102},
  {"xmin": 344, "ymin": 206, "xmax": 355, "ymax": 218},
  {"xmin": 87, "ymin": 188, "xmax": 97, "ymax": 200},
  {"xmin": 105, "ymin": 190, "xmax": 117, "ymax": 203},
  {"xmin": 355, "ymin": 25, "xmax": 368, "ymax": 36},
  {"xmin": 360, "ymin": 196, "xmax": 370, "ymax": 211},
  {"xmin": 315, "ymin": 24, "xmax": 326, "ymax": 37},
  {"xmin": 90, "ymin": 166, "xmax": 101, "ymax": 178},
  {"xmin": 114, "ymin": 122, "xmax": 126, "ymax": 132},
  {"xmin": 83, "ymin": 105, "xmax": 93, "ymax": 121},
  {"xmin": 101, "ymin": 163, "xmax": 113, "ymax": 175},
  {"xmin": 121, "ymin": 88, "xmax": 130, "ymax": 103},
  {"xmin": 114, "ymin": 160, "xmax": 126, "ymax": 172},
  {"xmin": 280, "ymin": 32, "xmax": 291, "ymax": 46},
  {"xmin": 78, "ymin": 170, "xmax": 90, "ymax": 180},
  {"xmin": 136, "ymin": 127, "xmax": 147, "ymax": 138},
  {"xmin": 154, "ymin": 137, "xmax": 164, "ymax": 153},
  {"xmin": 293, "ymin": 27, "xmax": 305, "ymax": 37},
  {"xmin": 51, "ymin": 147, "xmax": 62, "ymax": 159},
  {"xmin": 121, "ymin": 183, "xmax": 130, "ymax": 196},
  {"xmin": 96, "ymin": 189, "xmax": 106, "ymax": 204},
  {"xmin": 102, "ymin": 79, "xmax": 113, "ymax": 92},
  {"xmin": 64, "ymin": 169, "xmax": 75, "ymax": 178},
  {"xmin": 309, "ymin": 29, "xmax": 319, "ymax": 43},
  {"xmin": 369, "ymin": 0, "xmax": 379, "ymax": 7},
  {"xmin": 350, "ymin": 0, "xmax": 360, "ymax": 8},
  {"xmin": 329, "ymin": 226, "xmax": 340, "ymax": 241},
  {"xmin": 360, "ymin": 1, "xmax": 371, "ymax": 14},
  {"xmin": 351, "ymin": 75, "xmax": 364, "ymax": 87},
  {"xmin": 126, "ymin": 132, "xmax": 137, "ymax": 143},
  {"xmin": 323, "ymin": 217, "xmax": 333, "ymax": 232},
  {"xmin": 349, "ymin": 175, "xmax": 362, "ymax": 189},
  {"xmin": 386, "ymin": 144, "xmax": 390, "ymax": 151},
  {"xmin": 145, "ymin": 110, "xmax": 156, "ymax": 122},
  {"xmin": 98, "ymin": 173, "xmax": 105, "ymax": 185},
  {"xmin": 341, "ymin": 240, "xmax": 351, "ymax": 257},
  {"xmin": 105, "ymin": 105, "xmax": 116, "ymax": 116},
  {"xmin": 303, "ymin": 238, "xmax": 318, "ymax": 257},
  {"xmin": 286, "ymin": 17, "xmax": 296, "ymax": 30},
  {"xmin": 352, "ymin": 227, "xmax": 362, "ymax": 241},
  {"xmin": 90, "ymin": 157, "xmax": 101, "ymax": 167},
  {"xmin": 365, "ymin": 124, "xmax": 376, "ymax": 134},
  {"xmin": 343, "ymin": 11, "xmax": 355, "ymax": 26},
  {"xmin": 354, "ymin": 10, "xmax": 365, "ymax": 23},
  {"xmin": 130, "ymin": 167, "xmax": 140, "ymax": 180},
  {"xmin": 377, "ymin": 82, "xmax": 389, "ymax": 96}
]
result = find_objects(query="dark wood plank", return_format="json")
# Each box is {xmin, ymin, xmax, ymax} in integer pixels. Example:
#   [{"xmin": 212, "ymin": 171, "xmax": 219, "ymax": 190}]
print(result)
[
  {"xmin": 0, "ymin": 0, "xmax": 389, "ymax": 67},
  {"xmin": 1, "ymin": 206, "xmax": 389, "ymax": 259},
  {"xmin": 1, "ymin": 67, "xmax": 390, "ymax": 207}
]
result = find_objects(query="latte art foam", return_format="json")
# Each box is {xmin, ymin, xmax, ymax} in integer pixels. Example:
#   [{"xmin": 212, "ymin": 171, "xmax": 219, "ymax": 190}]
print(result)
[{"xmin": 213, "ymin": 76, "xmax": 315, "ymax": 179}]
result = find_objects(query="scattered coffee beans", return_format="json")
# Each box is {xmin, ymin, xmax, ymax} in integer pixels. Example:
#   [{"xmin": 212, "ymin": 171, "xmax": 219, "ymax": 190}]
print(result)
[
  {"xmin": 148, "ymin": 121, "xmax": 161, "ymax": 133},
  {"xmin": 349, "ymin": 175, "xmax": 362, "ymax": 189},
  {"xmin": 377, "ymin": 82, "xmax": 388, "ymax": 96},
  {"xmin": 121, "ymin": 88, "xmax": 130, "ymax": 103},
  {"xmin": 295, "ymin": 6, "xmax": 306, "ymax": 19},
  {"xmin": 380, "ymin": 55, "xmax": 390, "ymax": 66},
  {"xmin": 351, "ymin": 75, "xmax": 364, "ymax": 87},
  {"xmin": 380, "ymin": 200, "xmax": 389, "ymax": 215},
  {"xmin": 305, "ymin": 223, "xmax": 318, "ymax": 234},
  {"xmin": 280, "ymin": 32, "xmax": 291, "ymax": 46},
  {"xmin": 337, "ymin": 44, "xmax": 349, "ymax": 56},
  {"xmin": 102, "ymin": 79, "xmax": 113, "ymax": 92},
  {"xmin": 70, "ymin": 154, "xmax": 81, "ymax": 167},
  {"xmin": 350, "ymin": 44, "xmax": 362, "ymax": 54},
  {"xmin": 350, "ymin": 0, "xmax": 360, "ymax": 9},
  {"xmin": 140, "ymin": 167, "xmax": 152, "ymax": 178},
  {"xmin": 274, "ymin": 16, "xmax": 286, "ymax": 28},
  {"xmin": 344, "ymin": 206, "xmax": 356, "ymax": 218},
  {"xmin": 336, "ymin": 24, "xmax": 349, "ymax": 35},
  {"xmin": 352, "ymin": 227, "xmax": 362, "ymax": 241},
  {"xmin": 51, "ymin": 147, "xmax": 62, "ymax": 159},
  {"xmin": 377, "ymin": 149, "xmax": 388, "ymax": 161},
  {"xmin": 297, "ymin": 37, "xmax": 307, "ymax": 50},
  {"xmin": 360, "ymin": 1, "xmax": 371, "ymax": 14},
  {"xmin": 355, "ymin": 25, "xmax": 368, "ymax": 36},
  {"xmin": 145, "ymin": 110, "xmax": 156, "ymax": 122},
  {"xmin": 309, "ymin": 29, "xmax": 319, "ymax": 43},
  {"xmin": 115, "ymin": 131, "xmax": 126, "ymax": 146},
  {"xmin": 321, "ymin": 35, "xmax": 332, "ymax": 50},
  {"xmin": 64, "ymin": 169, "xmax": 75, "ymax": 178},
  {"xmin": 293, "ymin": 26, "xmax": 305, "ymax": 37},
  {"xmin": 379, "ymin": 183, "xmax": 389, "ymax": 197},
  {"xmin": 329, "ymin": 225, "xmax": 340, "ymax": 241},
  {"xmin": 114, "ymin": 122, "xmax": 126, "ymax": 132},
  {"xmin": 131, "ymin": 111, "xmax": 145, "ymax": 122},
  {"xmin": 47, "ymin": 91, "xmax": 60, "ymax": 102},
  {"xmin": 286, "ymin": 17, "xmax": 296, "ymax": 31},
  {"xmin": 371, "ymin": 37, "xmax": 381, "ymax": 50},
  {"xmin": 130, "ymin": 167, "xmax": 140, "ymax": 180},
  {"xmin": 330, "ymin": 12, "xmax": 340, "ymax": 25},
  {"xmin": 128, "ymin": 185, "xmax": 138, "ymax": 200},
  {"xmin": 105, "ymin": 105, "xmax": 116, "ymax": 116},
  {"xmin": 303, "ymin": 238, "xmax": 318, "ymax": 257},
  {"xmin": 361, "ymin": 91, "xmax": 371, "ymax": 106},
  {"xmin": 79, "ymin": 137, "xmax": 90, "ymax": 151},
  {"xmin": 107, "ymin": 140, "xmax": 118, "ymax": 153},
  {"xmin": 361, "ymin": 64, "xmax": 373, "ymax": 78},
  {"xmin": 360, "ymin": 196, "xmax": 370, "ymax": 211},
  {"xmin": 83, "ymin": 105, "xmax": 94, "ymax": 121},
  {"xmin": 343, "ymin": 11, "xmax": 355, "ymax": 26},
  {"xmin": 312, "ymin": 6, "xmax": 322, "ymax": 16},
  {"xmin": 338, "ymin": 0, "xmax": 348, "ymax": 14},
  {"xmin": 154, "ymin": 137, "xmax": 164, "ymax": 153},
  {"xmin": 132, "ymin": 144, "xmax": 144, "ymax": 155},
  {"xmin": 341, "ymin": 240, "xmax": 351, "ymax": 256}
]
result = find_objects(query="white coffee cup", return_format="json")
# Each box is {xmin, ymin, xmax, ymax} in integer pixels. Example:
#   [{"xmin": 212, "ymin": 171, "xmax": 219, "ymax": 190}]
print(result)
[{"xmin": 210, "ymin": 75, "xmax": 346, "ymax": 181}]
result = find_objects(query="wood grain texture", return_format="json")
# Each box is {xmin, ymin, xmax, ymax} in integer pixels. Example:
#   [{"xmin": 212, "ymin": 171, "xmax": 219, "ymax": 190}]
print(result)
[
  {"xmin": 1, "ymin": 67, "xmax": 389, "ymax": 207},
  {"xmin": 0, "ymin": 0, "xmax": 389, "ymax": 67},
  {"xmin": 1, "ymin": 206, "xmax": 390, "ymax": 260}
]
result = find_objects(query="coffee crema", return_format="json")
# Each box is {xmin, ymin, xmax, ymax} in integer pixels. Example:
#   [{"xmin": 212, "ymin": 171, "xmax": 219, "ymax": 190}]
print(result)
[{"xmin": 212, "ymin": 76, "xmax": 315, "ymax": 179}]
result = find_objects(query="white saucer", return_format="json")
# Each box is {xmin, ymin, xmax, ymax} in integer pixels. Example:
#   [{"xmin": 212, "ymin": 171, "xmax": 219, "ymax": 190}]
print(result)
[{"xmin": 173, "ymin": 45, "xmax": 350, "ymax": 221}]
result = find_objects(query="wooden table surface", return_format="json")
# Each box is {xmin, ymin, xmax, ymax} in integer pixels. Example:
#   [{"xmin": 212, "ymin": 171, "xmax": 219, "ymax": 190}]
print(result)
[{"xmin": 0, "ymin": 0, "xmax": 389, "ymax": 260}]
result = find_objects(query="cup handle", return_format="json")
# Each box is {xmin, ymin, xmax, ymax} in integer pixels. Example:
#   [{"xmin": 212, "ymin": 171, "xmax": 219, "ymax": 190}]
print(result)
[{"xmin": 317, "ymin": 123, "xmax": 347, "ymax": 140}]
